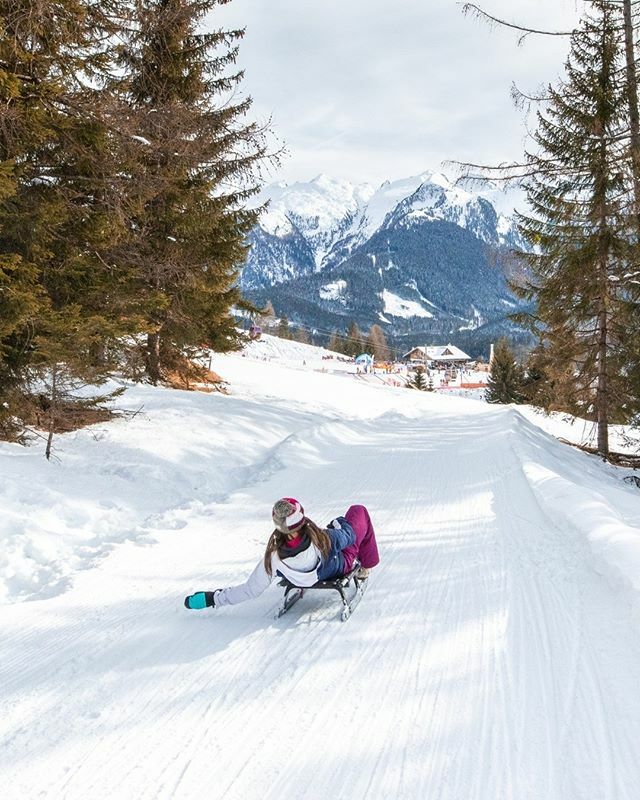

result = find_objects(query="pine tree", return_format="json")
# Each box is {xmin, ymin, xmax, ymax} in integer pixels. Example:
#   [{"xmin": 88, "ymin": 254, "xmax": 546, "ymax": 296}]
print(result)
[
  {"xmin": 277, "ymin": 315, "xmax": 291, "ymax": 340},
  {"xmin": 259, "ymin": 301, "xmax": 277, "ymax": 329},
  {"xmin": 327, "ymin": 331, "xmax": 344, "ymax": 353},
  {"xmin": 620, "ymin": 0, "xmax": 640, "ymax": 229},
  {"xmin": 408, "ymin": 367, "xmax": 428, "ymax": 391},
  {"xmin": 462, "ymin": 1, "xmax": 640, "ymax": 451},
  {"xmin": 293, "ymin": 326, "xmax": 310, "ymax": 344},
  {"xmin": 344, "ymin": 321, "xmax": 365, "ymax": 357},
  {"xmin": 514, "ymin": 2, "xmax": 636, "ymax": 454},
  {"xmin": 327, "ymin": 331, "xmax": 353, "ymax": 355},
  {"xmin": 115, "ymin": 0, "xmax": 267, "ymax": 383},
  {"xmin": 0, "ymin": 256, "xmax": 42, "ymax": 438},
  {"xmin": 486, "ymin": 338, "xmax": 523, "ymax": 404},
  {"xmin": 0, "ymin": 151, "xmax": 42, "ymax": 435},
  {"xmin": 365, "ymin": 324, "xmax": 391, "ymax": 361},
  {"xmin": 0, "ymin": 0, "xmax": 130, "ymax": 439},
  {"xmin": 28, "ymin": 311, "xmax": 126, "ymax": 460},
  {"xmin": 519, "ymin": 350, "xmax": 548, "ymax": 406}
]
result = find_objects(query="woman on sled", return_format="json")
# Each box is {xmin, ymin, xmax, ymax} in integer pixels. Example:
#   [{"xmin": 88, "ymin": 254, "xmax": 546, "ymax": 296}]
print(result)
[{"xmin": 184, "ymin": 498, "xmax": 380, "ymax": 610}]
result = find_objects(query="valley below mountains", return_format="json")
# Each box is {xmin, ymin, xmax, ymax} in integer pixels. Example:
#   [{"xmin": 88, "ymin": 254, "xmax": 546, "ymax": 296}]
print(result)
[{"xmin": 240, "ymin": 172, "xmax": 533, "ymax": 358}]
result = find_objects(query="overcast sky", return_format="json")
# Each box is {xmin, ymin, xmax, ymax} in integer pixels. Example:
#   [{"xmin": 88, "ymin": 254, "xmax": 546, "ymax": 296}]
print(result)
[{"xmin": 212, "ymin": 0, "xmax": 586, "ymax": 189}]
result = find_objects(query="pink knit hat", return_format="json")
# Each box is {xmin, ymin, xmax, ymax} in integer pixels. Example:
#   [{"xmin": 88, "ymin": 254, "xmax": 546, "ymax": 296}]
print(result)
[{"xmin": 272, "ymin": 497, "xmax": 305, "ymax": 534}]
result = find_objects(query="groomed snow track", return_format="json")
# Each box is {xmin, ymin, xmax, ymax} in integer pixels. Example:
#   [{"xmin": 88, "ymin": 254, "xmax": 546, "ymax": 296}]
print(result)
[{"xmin": 1, "ymin": 361, "xmax": 640, "ymax": 800}]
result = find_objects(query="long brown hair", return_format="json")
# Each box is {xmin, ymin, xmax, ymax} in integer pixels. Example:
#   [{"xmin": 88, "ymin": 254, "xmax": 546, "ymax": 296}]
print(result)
[{"xmin": 264, "ymin": 518, "xmax": 332, "ymax": 576}]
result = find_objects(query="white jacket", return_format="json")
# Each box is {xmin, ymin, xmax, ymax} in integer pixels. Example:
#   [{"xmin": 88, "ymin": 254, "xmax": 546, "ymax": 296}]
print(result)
[{"xmin": 214, "ymin": 543, "xmax": 321, "ymax": 606}]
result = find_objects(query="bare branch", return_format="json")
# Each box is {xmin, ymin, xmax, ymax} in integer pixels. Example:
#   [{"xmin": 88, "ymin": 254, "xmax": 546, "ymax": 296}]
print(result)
[{"xmin": 460, "ymin": 3, "xmax": 574, "ymax": 45}]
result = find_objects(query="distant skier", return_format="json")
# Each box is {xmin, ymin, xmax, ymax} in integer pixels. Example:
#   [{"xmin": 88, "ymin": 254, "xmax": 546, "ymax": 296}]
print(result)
[{"xmin": 184, "ymin": 498, "xmax": 380, "ymax": 610}]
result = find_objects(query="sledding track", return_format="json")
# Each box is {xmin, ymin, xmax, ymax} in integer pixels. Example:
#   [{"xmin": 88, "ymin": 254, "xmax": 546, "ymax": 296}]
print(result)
[{"xmin": 2, "ymin": 371, "xmax": 640, "ymax": 800}]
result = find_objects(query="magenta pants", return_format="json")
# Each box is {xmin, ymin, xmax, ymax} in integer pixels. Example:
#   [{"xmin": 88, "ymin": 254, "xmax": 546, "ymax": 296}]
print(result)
[{"xmin": 342, "ymin": 505, "xmax": 380, "ymax": 573}]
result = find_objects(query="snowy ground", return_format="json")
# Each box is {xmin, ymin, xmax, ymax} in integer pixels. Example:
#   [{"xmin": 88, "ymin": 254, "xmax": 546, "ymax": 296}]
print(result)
[{"xmin": 1, "ymin": 338, "xmax": 640, "ymax": 799}]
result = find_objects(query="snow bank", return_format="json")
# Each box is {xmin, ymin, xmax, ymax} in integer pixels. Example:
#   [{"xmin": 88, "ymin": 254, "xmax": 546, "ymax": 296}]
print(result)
[
  {"xmin": 0, "ymin": 382, "xmax": 326, "ymax": 604},
  {"xmin": 517, "ymin": 404, "xmax": 640, "ymax": 454},
  {"xmin": 511, "ymin": 410, "xmax": 640, "ymax": 605}
]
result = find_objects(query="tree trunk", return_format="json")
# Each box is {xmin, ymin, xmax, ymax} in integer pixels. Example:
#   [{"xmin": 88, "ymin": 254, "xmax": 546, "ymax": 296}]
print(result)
[
  {"xmin": 596, "ymin": 187, "xmax": 610, "ymax": 459},
  {"xmin": 623, "ymin": 0, "xmax": 640, "ymax": 232},
  {"xmin": 596, "ymin": 303, "xmax": 609, "ymax": 458},
  {"xmin": 595, "ymin": 10, "xmax": 613, "ymax": 459},
  {"xmin": 146, "ymin": 331, "xmax": 161, "ymax": 384},
  {"xmin": 45, "ymin": 365, "xmax": 57, "ymax": 461}
]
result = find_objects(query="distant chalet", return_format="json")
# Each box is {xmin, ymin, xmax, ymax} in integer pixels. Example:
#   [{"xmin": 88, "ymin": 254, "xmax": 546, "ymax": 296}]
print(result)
[{"xmin": 403, "ymin": 345, "xmax": 471, "ymax": 366}]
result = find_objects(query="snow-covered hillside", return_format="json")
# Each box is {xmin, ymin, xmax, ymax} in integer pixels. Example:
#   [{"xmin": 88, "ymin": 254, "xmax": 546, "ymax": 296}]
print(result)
[
  {"xmin": 2, "ymin": 339, "xmax": 640, "ymax": 800},
  {"xmin": 253, "ymin": 171, "xmax": 523, "ymax": 276},
  {"xmin": 240, "ymin": 172, "xmax": 531, "ymax": 357},
  {"xmin": 257, "ymin": 174, "xmax": 374, "ymax": 269}
]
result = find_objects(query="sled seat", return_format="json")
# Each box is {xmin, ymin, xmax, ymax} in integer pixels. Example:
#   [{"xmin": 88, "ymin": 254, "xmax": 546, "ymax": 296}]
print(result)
[{"xmin": 277, "ymin": 562, "xmax": 363, "ymax": 593}]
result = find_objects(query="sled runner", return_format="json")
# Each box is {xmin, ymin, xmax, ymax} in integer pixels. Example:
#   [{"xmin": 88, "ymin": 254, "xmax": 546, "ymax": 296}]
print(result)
[{"xmin": 276, "ymin": 564, "xmax": 368, "ymax": 622}]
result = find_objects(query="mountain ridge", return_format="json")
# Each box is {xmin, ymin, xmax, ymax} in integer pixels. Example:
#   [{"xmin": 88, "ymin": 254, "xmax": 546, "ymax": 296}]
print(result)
[{"xmin": 240, "ymin": 171, "xmax": 532, "ymax": 357}]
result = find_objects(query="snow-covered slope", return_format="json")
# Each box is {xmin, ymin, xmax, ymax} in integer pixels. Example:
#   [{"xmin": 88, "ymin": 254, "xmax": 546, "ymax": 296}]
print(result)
[{"xmin": 2, "ymin": 342, "xmax": 640, "ymax": 800}]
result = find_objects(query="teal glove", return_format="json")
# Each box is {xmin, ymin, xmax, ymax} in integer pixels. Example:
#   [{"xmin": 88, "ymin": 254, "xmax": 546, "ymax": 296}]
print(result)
[{"xmin": 184, "ymin": 591, "xmax": 218, "ymax": 610}]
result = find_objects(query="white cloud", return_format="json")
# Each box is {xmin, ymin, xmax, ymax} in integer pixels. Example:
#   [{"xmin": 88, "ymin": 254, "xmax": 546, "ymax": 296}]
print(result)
[{"xmin": 210, "ymin": 0, "xmax": 586, "ymax": 188}]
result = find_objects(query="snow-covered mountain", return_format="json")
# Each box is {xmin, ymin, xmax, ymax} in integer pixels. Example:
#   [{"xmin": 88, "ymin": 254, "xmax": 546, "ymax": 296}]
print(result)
[
  {"xmin": 243, "ymin": 171, "xmax": 526, "ymax": 283},
  {"xmin": 254, "ymin": 174, "xmax": 374, "ymax": 272},
  {"xmin": 241, "ymin": 171, "xmax": 530, "ymax": 356}
]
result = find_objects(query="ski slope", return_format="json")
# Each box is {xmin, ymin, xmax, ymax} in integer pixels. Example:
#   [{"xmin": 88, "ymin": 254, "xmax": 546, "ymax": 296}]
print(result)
[{"xmin": 2, "ymin": 343, "xmax": 640, "ymax": 800}]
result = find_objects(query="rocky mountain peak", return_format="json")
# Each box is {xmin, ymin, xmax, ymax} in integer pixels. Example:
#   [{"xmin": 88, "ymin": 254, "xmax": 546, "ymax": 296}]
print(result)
[{"xmin": 240, "ymin": 170, "xmax": 531, "ymax": 357}]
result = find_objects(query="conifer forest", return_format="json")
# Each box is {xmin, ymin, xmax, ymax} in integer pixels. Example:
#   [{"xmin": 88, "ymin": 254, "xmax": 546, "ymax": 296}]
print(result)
[
  {"xmin": 0, "ymin": 0, "xmax": 266, "ymax": 450},
  {"xmin": 2, "ymin": 1, "xmax": 640, "ymax": 459}
]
